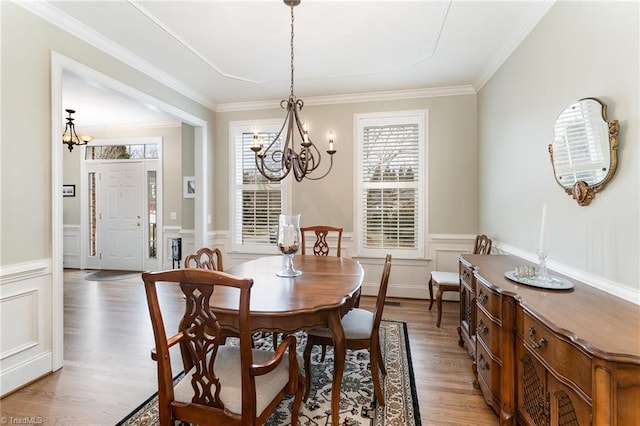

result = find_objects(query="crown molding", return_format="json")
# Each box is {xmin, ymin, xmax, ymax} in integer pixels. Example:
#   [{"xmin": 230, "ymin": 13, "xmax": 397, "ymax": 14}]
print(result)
[
  {"xmin": 475, "ymin": 1, "xmax": 556, "ymax": 90},
  {"xmin": 15, "ymin": 0, "xmax": 217, "ymax": 111},
  {"xmin": 217, "ymin": 85, "xmax": 477, "ymax": 112},
  {"xmin": 83, "ymin": 120, "xmax": 182, "ymax": 133}
]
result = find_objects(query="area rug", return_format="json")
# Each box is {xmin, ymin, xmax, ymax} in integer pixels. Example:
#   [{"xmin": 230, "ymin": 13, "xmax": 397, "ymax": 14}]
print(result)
[
  {"xmin": 84, "ymin": 270, "xmax": 140, "ymax": 281},
  {"xmin": 117, "ymin": 320, "xmax": 421, "ymax": 425}
]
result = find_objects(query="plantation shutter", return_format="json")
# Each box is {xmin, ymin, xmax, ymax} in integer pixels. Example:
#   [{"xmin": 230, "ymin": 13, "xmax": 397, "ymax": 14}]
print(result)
[
  {"xmin": 234, "ymin": 131, "xmax": 283, "ymax": 245},
  {"xmin": 361, "ymin": 123, "xmax": 420, "ymax": 250}
]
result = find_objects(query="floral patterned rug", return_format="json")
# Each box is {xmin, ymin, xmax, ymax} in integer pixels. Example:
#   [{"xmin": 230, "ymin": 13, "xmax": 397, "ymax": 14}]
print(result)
[{"xmin": 117, "ymin": 320, "xmax": 420, "ymax": 425}]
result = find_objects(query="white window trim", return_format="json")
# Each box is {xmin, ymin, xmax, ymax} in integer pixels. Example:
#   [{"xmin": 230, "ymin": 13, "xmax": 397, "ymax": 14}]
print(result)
[
  {"xmin": 229, "ymin": 119, "xmax": 293, "ymax": 254},
  {"xmin": 353, "ymin": 110, "xmax": 428, "ymax": 259}
]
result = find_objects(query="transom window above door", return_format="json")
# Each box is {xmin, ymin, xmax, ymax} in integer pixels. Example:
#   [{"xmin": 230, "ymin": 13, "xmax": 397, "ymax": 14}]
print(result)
[{"xmin": 85, "ymin": 143, "xmax": 158, "ymax": 160}]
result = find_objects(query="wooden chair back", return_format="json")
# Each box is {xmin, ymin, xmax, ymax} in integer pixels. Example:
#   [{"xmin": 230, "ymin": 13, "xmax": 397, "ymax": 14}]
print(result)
[
  {"xmin": 372, "ymin": 254, "xmax": 393, "ymax": 332},
  {"xmin": 474, "ymin": 234, "xmax": 492, "ymax": 255},
  {"xmin": 184, "ymin": 247, "xmax": 224, "ymax": 271},
  {"xmin": 142, "ymin": 268, "xmax": 302, "ymax": 425},
  {"xmin": 300, "ymin": 225, "xmax": 343, "ymax": 257}
]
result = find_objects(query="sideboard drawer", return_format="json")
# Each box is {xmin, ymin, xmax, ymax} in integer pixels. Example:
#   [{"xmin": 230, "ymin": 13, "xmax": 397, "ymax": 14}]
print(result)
[
  {"xmin": 477, "ymin": 339, "xmax": 501, "ymax": 415},
  {"xmin": 476, "ymin": 306, "xmax": 501, "ymax": 357},
  {"xmin": 476, "ymin": 280, "xmax": 501, "ymax": 318},
  {"xmin": 523, "ymin": 313, "xmax": 592, "ymax": 398},
  {"xmin": 460, "ymin": 262, "xmax": 474, "ymax": 288}
]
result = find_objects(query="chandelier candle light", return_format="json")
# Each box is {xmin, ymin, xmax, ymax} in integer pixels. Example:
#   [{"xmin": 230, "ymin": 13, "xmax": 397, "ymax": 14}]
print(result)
[{"xmin": 250, "ymin": 0, "xmax": 336, "ymax": 182}]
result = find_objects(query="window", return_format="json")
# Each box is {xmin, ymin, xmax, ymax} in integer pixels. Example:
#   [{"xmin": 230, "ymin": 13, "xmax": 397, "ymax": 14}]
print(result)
[
  {"xmin": 230, "ymin": 120, "xmax": 291, "ymax": 253},
  {"xmin": 85, "ymin": 142, "xmax": 158, "ymax": 159},
  {"xmin": 354, "ymin": 111, "xmax": 427, "ymax": 258}
]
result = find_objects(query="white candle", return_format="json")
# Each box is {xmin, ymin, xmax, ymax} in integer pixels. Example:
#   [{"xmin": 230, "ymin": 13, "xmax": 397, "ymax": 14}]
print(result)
[
  {"xmin": 538, "ymin": 204, "xmax": 547, "ymax": 253},
  {"xmin": 329, "ymin": 131, "xmax": 334, "ymax": 151},
  {"xmin": 284, "ymin": 225, "xmax": 295, "ymax": 247}
]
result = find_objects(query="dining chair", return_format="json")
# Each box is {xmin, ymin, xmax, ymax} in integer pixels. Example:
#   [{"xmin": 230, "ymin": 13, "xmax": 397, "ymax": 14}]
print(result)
[
  {"xmin": 273, "ymin": 225, "xmax": 345, "ymax": 348},
  {"xmin": 428, "ymin": 234, "xmax": 492, "ymax": 327},
  {"xmin": 302, "ymin": 254, "xmax": 392, "ymax": 405},
  {"xmin": 142, "ymin": 268, "xmax": 304, "ymax": 426},
  {"xmin": 184, "ymin": 247, "xmax": 224, "ymax": 271},
  {"xmin": 300, "ymin": 225, "xmax": 343, "ymax": 257}
]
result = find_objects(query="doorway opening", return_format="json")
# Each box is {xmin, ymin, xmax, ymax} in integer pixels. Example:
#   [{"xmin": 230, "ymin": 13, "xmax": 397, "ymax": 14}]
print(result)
[{"xmin": 82, "ymin": 138, "xmax": 163, "ymax": 271}]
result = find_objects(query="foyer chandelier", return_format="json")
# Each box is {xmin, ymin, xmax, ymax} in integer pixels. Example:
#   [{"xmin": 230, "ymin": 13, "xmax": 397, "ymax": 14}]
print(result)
[
  {"xmin": 62, "ymin": 109, "xmax": 94, "ymax": 152},
  {"xmin": 250, "ymin": 0, "xmax": 336, "ymax": 182}
]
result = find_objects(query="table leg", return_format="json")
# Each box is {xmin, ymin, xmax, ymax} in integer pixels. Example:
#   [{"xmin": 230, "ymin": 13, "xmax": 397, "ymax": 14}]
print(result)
[{"xmin": 328, "ymin": 309, "xmax": 345, "ymax": 425}]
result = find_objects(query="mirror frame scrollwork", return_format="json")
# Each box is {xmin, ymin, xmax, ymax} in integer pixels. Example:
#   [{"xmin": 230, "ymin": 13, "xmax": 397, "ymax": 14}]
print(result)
[{"xmin": 548, "ymin": 98, "xmax": 619, "ymax": 206}]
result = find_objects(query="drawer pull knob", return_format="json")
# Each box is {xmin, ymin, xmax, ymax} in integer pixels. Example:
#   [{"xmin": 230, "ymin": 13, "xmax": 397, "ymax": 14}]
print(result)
[
  {"xmin": 529, "ymin": 326, "xmax": 548, "ymax": 349},
  {"xmin": 477, "ymin": 320, "xmax": 489, "ymax": 335},
  {"xmin": 478, "ymin": 291, "xmax": 488, "ymax": 304},
  {"xmin": 478, "ymin": 354, "xmax": 490, "ymax": 371}
]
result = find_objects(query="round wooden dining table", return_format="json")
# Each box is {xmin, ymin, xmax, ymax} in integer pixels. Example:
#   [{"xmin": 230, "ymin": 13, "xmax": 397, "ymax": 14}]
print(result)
[{"xmin": 213, "ymin": 255, "xmax": 364, "ymax": 425}]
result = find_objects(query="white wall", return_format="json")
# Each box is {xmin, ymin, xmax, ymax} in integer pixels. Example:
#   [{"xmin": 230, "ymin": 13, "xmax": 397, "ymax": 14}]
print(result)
[{"xmin": 478, "ymin": 1, "xmax": 639, "ymax": 302}]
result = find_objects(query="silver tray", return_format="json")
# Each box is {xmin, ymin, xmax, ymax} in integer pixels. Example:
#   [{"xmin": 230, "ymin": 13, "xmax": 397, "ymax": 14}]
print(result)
[{"xmin": 504, "ymin": 270, "xmax": 574, "ymax": 290}]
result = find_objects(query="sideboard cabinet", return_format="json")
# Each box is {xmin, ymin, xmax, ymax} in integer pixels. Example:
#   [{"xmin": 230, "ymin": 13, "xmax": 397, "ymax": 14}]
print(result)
[{"xmin": 459, "ymin": 255, "xmax": 640, "ymax": 426}]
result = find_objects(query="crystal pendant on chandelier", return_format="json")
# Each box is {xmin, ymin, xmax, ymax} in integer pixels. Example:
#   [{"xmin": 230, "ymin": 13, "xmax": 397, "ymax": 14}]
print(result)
[{"xmin": 250, "ymin": 0, "xmax": 336, "ymax": 182}]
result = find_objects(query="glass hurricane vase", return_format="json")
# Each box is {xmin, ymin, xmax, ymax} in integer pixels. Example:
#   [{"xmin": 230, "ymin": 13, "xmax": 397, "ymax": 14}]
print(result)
[{"xmin": 276, "ymin": 214, "xmax": 302, "ymax": 277}]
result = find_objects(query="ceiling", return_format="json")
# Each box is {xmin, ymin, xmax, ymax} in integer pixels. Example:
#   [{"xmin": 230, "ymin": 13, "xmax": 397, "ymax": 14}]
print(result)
[{"xmin": 23, "ymin": 1, "xmax": 555, "ymax": 127}]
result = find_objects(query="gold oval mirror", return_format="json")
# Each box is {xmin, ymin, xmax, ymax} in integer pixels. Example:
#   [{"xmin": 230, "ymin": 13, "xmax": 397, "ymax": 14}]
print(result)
[{"xmin": 548, "ymin": 98, "xmax": 619, "ymax": 206}]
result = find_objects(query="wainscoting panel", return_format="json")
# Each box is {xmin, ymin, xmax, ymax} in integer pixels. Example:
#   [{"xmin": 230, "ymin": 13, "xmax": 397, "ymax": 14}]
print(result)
[
  {"xmin": 63, "ymin": 225, "xmax": 81, "ymax": 269},
  {"xmin": 0, "ymin": 259, "xmax": 53, "ymax": 397},
  {"xmin": 0, "ymin": 290, "xmax": 38, "ymax": 359}
]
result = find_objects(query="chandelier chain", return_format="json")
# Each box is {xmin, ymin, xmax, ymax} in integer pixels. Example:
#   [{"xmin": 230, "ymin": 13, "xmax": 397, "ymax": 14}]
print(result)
[
  {"xmin": 290, "ymin": 4, "xmax": 295, "ymax": 98},
  {"xmin": 249, "ymin": 0, "xmax": 335, "ymax": 182}
]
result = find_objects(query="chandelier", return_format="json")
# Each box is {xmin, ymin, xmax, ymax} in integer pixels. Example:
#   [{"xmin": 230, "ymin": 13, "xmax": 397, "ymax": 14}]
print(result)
[
  {"xmin": 251, "ymin": 0, "xmax": 336, "ymax": 182},
  {"xmin": 62, "ymin": 109, "xmax": 94, "ymax": 152}
]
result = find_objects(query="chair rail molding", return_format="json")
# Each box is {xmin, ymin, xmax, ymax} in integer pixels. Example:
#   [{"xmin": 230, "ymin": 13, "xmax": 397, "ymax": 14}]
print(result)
[
  {"xmin": 0, "ymin": 259, "xmax": 51, "ymax": 285},
  {"xmin": 495, "ymin": 241, "xmax": 639, "ymax": 305}
]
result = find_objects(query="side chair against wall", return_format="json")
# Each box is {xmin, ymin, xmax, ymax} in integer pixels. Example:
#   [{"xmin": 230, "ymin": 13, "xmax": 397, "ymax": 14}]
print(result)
[
  {"xmin": 184, "ymin": 247, "xmax": 224, "ymax": 271},
  {"xmin": 300, "ymin": 225, "xmax": 343, "ymax": 257},
  {"xmin": 302, "ymin": 254, "xmax": 392, "ymax": 405},
  {"xmin": 428, "ymin": 234, "xmax": 492, "ymax": 327},
  {"xmin": 142, "ymin": 269, "xmax": 304, "ymax": 425}
]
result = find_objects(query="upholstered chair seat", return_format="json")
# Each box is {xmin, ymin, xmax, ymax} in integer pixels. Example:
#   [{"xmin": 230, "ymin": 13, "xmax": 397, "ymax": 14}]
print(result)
[{"xmin": 174, "ymin": 346, "xmax": 294, "ymax": 415}]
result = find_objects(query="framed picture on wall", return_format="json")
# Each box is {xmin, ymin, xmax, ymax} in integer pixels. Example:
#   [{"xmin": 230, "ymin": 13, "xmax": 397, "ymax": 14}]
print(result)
[
  {"xmin": 183, "ymin": 176, "xmax": 195, "ymax": 198},
  {"xmin": 62, "ymin": 184, "xmax": 76, "ymax": 197}
]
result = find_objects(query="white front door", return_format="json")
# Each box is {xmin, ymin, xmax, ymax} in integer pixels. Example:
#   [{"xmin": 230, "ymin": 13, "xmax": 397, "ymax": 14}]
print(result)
[{"xmin": 100, "ymin": 162, "xmax": 144, "ymax": 270}]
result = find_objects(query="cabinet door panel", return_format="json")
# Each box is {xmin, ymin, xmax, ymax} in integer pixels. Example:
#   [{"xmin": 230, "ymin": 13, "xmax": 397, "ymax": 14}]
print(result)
[
  {"xmin": 517, "ymin": 342, "xmax": 547, "ymax": 426},
  {"xmin": 548, "ymin": 374, "xmax": 592, "ymax": 426}
]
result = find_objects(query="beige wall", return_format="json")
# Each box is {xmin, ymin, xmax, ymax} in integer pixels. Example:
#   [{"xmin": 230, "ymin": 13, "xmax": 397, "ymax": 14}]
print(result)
[
  {"xmin": 215, "ymin": 95, "xmax": 479, "ymax": 235},
  {"xmin": 478, "ymin": 1, "xmax": 639, "ymax": 296},
  {"xmin": 0, "ymin": 2, "xmax": 215, "ymax": 265}
]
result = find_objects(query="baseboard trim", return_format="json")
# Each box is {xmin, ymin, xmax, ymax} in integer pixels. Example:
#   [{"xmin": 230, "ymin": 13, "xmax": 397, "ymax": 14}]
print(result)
[{"xmin": 0, "ymin": 351, "xmax": 52, "ymax": 397}]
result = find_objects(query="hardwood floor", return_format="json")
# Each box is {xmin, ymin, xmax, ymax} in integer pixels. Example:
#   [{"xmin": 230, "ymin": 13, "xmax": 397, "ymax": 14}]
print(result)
[{"xmin": 0, "ymin": 269, "xmax": 497, "ymax": 425}]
